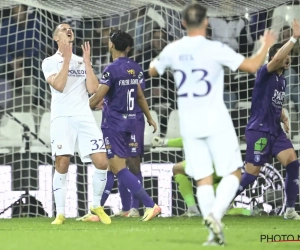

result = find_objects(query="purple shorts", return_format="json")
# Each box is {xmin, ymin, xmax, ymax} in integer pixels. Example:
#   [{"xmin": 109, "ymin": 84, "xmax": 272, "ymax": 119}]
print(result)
[
  {"xmin": 128, "ymin": 113, "xmax": 145, "ymax": 158},
  {"xmin": 102, "ymin": 128, "xmax": 131, "ymax": 159},
  {"xmin": 245, "ymin": 129, "xmax": 293, "ymax": 166}
]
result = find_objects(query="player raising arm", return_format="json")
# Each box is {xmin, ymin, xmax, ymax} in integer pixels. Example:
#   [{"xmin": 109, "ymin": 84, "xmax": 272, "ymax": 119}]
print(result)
[
  {"xmin": 41, "ymin": 23, "xmax": 111, "ymax": 225},
  {"xmin": 89, "ymin": 30, "xmax": 161, "ymax": 222},
  {"xmin": 234, "ymin": 19, "xmax": 300, "ymax": 220},
  {"xmin": 148, "ymin": 3, "xmax": 276, "ymax": 246}
]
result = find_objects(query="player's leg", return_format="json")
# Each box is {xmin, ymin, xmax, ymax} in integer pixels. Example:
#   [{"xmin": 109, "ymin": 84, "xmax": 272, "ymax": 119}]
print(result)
[
  {"xmin": 51, "ymin": 117, "xmax": 77, "ymax": 225},
  {"xmin": 206, "ymin": 126, "xmax": 245, "ymax": 246},
  {"xmin": 273, "ymin": 133, "xmax": 300, "ymax": 220},
  {"xmin": 183, "ymin": 137, "xmax": 216, "ymax": 244},
  {"xmin": 235, "ymin": 130, "xmax": 272, "ymax": 197},
  {"xmin": 126, "ymin": 156, "xmax": 142, "ymax": 217},
  {"xmin": 102, "ymin": 128, "xmax": 160, "ymax": 222},
  {"xmin": 76, "ymin": 115, "xmax": 110, "ymax": 224},
  {"xmin": 173, "ymin": 161, "xmax": 200, "ymax": 216}
]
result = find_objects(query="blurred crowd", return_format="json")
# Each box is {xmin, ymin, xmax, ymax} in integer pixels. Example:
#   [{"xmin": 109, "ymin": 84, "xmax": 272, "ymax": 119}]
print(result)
[{"xmin": 0, "ymin": 3, "xmax": 299, "ymax": 135}]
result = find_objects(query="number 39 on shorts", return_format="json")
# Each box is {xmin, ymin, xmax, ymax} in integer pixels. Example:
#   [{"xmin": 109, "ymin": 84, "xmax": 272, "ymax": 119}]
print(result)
[{"xmin": 174, "ymin": 69, "xmax": 211, "ymax": 97}]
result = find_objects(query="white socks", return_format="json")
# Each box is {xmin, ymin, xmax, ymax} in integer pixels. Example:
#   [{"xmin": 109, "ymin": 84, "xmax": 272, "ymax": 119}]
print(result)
[
  {"xmin": 92, "ymin": 168, "xmax": 108, "ymax": 208},
  {"xmin": 53, "ymin": 170, "xmax": 67, "ymax": 216},
  {"xmin": 196, "ymin": 185, "xmax": 215, "ymax": 218},
  {"xmin": 211, "ymin": 174, "xmax": 240, "ymax": 221}
]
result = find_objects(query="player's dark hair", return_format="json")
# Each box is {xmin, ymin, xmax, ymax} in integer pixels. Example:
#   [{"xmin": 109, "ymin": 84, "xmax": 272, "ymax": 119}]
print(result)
[
  {"xmin": 182, "ymin": 3, "xmax": 207, "ymax": 28},
  {"xmin": 268, "ymin": 43, "xmax": 283, "ymax": 61},
  {"xmin": 110, "ymin": 30, "xmax": 134, "ymax": 52},
  {"xmin": 52, "ymin": 22, "xmax": 70, "ymax": 37}
]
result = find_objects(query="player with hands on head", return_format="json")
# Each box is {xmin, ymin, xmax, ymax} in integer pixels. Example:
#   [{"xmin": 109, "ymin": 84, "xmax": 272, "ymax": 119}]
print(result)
[
  {"xmin": 148, "ymin": 3, "xmax": 277, "ymax": 246},
  {"xmin": 89, "ymin": 30, "xmax": 161, "ymax": 222},
  {"xmin": 41, "ymin": 23, "xmax": 111, "ymax": 225},
  {"xmin": 235, "ymin": 19, "xmax": 300, "ymax": 220}
]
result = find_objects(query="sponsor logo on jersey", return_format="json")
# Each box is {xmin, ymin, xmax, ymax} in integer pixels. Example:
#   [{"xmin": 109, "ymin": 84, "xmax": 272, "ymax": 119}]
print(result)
[
  {"xmin": 234, "ymin": 163, "xmax": 285, "ymax": 215},
  {"xmin": 272, "ymin": 89, "xmax": 285, "ymax": 108},
  {"xmin": 119, "ymin": 79, "xmax": 139, "ymax": 86},
  {"xmin": 68, "ymin": 69, "xmax": 86, "ymax": 77},
  {"xmin": 127, "ymin": 69, "xmax": 136, "ymax": 76}
]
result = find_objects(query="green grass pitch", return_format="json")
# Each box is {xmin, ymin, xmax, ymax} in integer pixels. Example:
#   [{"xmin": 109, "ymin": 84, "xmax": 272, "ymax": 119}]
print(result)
[{"xmin": 1, "ymin": 216, "xmax": 300, "ymax": 250}]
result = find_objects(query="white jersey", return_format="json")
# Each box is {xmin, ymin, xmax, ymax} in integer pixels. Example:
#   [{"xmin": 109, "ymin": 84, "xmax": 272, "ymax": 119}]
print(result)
[
  {"xmin": 42, "ymin": 53, "xmax": 93, "ymax": 121},
  {"xmin": 154, "ymin": 36, "xmax": 244, "ymax": 138}
]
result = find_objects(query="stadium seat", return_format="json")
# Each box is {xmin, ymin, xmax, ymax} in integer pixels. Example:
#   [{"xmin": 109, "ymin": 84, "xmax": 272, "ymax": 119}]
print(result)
[
  {"xmin": 92, "ymin": 110, "xmax": 103, "ymax": 126},
  {"xmin": 0, "ymin": 112, "xmax": 36, "ymax": 148},
  {"xmin": 271, "ymin": 5, "xmax": 300, "ymax": 33},
  {"xmin": 165, "ymin": 110, "xmax": 181, "ymax": 139},
  {"xmin": 144, "ymin": 110, "xmax": 160, "ymax": 146},
  {"xmin": 31, "ymin": 112, "xmax": 51, "ymax": 153}
]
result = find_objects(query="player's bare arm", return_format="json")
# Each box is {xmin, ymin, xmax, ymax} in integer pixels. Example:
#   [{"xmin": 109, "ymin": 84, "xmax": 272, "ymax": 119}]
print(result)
[
  {"xmin": 280, "ymin": 109, "xmax": 289, "ymax": 133},
  {"xmin": 46, "ymin": 41, "xmax": 72, "ymax": 92},
  {"xmin": 137, "ymin": 83, "xmax": 157, "ymax": 133},
  {"xmin": 267, "ymin": 19, "xmax": 300, "ymax": 72},
  {"xmin": 82, "ymin": 41, "xmax": 99, "ymax": 94},
  {"xmin": 89, "ymin": 84, "xmax": 110, "ymax": 109},
  {"xmin": 239, "ymin": 30, "xmax": 277, "ymax": 74}
]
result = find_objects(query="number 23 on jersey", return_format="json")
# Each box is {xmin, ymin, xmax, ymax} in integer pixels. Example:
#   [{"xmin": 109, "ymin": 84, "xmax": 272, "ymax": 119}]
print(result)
[{"xmin": 174, "ymin": 69, "xmax": 211, "ymax": 97}]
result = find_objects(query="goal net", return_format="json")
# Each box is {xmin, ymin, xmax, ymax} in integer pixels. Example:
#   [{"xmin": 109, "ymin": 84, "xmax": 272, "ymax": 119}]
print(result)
[{"xmin": 0, "ymin": 0, "xmax": 299, "ymax": 218}]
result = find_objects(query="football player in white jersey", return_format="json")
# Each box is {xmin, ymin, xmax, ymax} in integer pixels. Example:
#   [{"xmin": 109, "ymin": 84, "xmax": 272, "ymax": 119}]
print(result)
[
  {"xmin": 42, "ymin": 23, "xmax": 111, "ymax": 225},
  {"xmin": 148, "ymin": 3, "xmax": 277, "ymax": 246}
]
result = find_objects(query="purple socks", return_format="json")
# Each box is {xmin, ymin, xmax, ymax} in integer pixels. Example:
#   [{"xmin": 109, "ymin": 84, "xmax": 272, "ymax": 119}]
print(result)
[
  {"xmin": 100, "ymin": 171, "xmax": 114, "ymax": 206},
  {"xmin": 118, "ymin": 180, "xmax": 131, "ymax": 211},
  {"xmin": 131, "ymin": 172, "xmax": 143, "ymax": 209},
  {"xmin": 285, "ymin": 160, "xmax": 299, "ymax": 208},
  {"xmin": 116, "ymin": 168, "xmax": 154, "ymax": 208},
  {"xmin": 235, "ymin": 172, "xmax": 258, "ymax": 197}
]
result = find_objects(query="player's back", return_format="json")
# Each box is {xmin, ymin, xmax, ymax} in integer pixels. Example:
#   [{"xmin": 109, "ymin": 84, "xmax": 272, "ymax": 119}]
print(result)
[
  {"xmin": 163, "ymin": 36, "xmax": 244, "ymax": 137},
  {"xmin": 246, "ymin": 64, "xmax": 286, "ymax": 136},
  {"xmin": 42, "ymin": 53, "xmax": 92, "ymax": 121},
  {"xmin": 101, "ymin": 57, "xmax": 143, "ymax": 132}
]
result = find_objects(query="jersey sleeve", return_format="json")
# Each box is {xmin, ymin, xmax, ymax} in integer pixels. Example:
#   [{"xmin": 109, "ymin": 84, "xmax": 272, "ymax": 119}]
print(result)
[
  {"xmin": 41, "ymin": 58, "xmax": 59, "ymax": 80},
  {"xmin": 215, "ymin": 42, "xmax": 245, "ymax": 72},
  {"xmin": 100, "ymin": 66, "xmax": 114, "ymax": 87},
  {"xmin": 154, "ymin": 44, "xmax": 172, "ymax": 75}
]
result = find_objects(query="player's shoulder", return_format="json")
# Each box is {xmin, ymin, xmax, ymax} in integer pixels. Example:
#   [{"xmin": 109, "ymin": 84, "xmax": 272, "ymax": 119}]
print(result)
[
  {"xmin": 42, "ymin": 54, "xmax": 58, "ymax": 64},
  {"xmin": 257, "ymin": 64, "xmax": 270, "ymax": 76}
]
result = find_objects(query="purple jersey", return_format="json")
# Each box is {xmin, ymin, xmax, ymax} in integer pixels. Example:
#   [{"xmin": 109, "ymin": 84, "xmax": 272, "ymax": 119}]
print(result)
[
  {"xmin": 246, "ymin": 64, "xmax": 286, "ymax": 136},
  {"xmin": 100, "ymin": 57, "xmax": 145, "ymax": 133}
]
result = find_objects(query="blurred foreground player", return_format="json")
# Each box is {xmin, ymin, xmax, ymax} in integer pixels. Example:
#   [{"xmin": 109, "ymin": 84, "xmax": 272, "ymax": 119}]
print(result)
[
  {"xmin": 41, "ymin": 23, "xmax": 110, "ymax": 225},
  {"xmin": 235, "ymin": 19, "xmax": 300, "ymax": 220},
  {"xmin": 89, "ymin": 30, "xmax": 161, "ymax": 222},
  {"xmin": 148, "ymin": 3, "xmax": 276, "ymax": 246},
  {"xmin": 152, "ymin": 137, "xmax": 252, "ymax": 217}
]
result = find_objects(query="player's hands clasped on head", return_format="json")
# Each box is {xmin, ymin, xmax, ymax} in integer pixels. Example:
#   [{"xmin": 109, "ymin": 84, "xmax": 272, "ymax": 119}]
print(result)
[
  {"xmin": 81, "ymin": 41, "xmax": 91, "ymax": 64},
  {"xmin": 147, "ymin": 118, "xmax": 157, "ymax": 133},
  {"xmin": 261, "ymin": 29, "xmax": 277, "ymax": 47},
  {"xmin": 292, "ymin": 19, "xmax": 300, "ymax": 39},
  {"xmin": 61, "ymin": 41, "xmax": 72, "ymax": 62}
]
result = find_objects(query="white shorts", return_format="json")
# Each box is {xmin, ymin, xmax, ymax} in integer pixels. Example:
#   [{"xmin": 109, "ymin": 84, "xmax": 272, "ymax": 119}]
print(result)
[
  {"xmin": 183, "ymin": 126, "xmax": 243, "ymax": 181},
  {"xmin": 50, "ymin": 115, "xmax": 106, "ymax": 163}
]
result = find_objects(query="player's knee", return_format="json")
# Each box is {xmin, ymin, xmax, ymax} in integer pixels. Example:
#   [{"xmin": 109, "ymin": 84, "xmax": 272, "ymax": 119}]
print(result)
[
  {"xmin": 231, "ymin": 168, "xmax": 242, "ymax": 181},
  {"xmin": 173, "ymin": 162, "xmax": 185, "ymax": 175},
  {"xmin": 55, "ymin": 156, "xmax": 70, "ymax": 174},
  {"xmin": 126, "ymin": 157, "xmax": 141, "ymax": 175},
  {"xmin": 244, "ymin": 163, "xmax": 260, "ymax": 176},
  {"xmin": 91, "ymin": 152, "xmax": 108, "ymax": 170}
]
